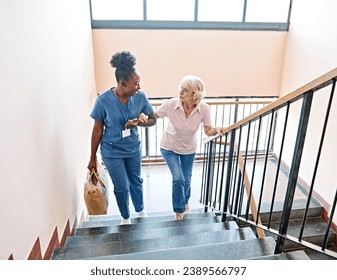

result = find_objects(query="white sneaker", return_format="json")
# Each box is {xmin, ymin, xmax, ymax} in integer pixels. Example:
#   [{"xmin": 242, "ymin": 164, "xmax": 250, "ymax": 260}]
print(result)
[
  {"xmin": 137, "ymin": 209, "xmax": 148, "ymax": 218},
  {"xmin": 120, "ymin": 218, "xmax": 131, "ymax": 225}
]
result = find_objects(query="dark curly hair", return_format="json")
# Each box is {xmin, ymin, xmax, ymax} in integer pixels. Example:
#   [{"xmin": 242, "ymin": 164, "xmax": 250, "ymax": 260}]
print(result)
[{"xmin": 110, "ymin": 51, "xmax": 137, "ymax": 83}]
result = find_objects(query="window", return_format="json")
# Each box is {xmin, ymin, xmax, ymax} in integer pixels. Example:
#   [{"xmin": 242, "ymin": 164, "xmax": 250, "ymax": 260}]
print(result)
[
  {"xmin": 90, "ymin": 0, "xmax": 292, "ymax": 31},
  {"xmin": 245, "ymin": 0, "xmax": 291, "ymax": 22},
  {"xmin": 91, "ymin": 0, "xmax": 143, "ymax": 20},
  {"xmin": 198, "ymin": 0, "xmax": 244, "ymax": 22},
  {"xmin": 147, "ymin": 0, "xmax": 195, "ymax": 21}
]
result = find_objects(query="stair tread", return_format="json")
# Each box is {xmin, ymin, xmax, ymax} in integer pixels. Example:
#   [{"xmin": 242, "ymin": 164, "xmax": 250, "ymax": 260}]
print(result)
[
  {"xmin": 299, "ymin": 247, "xmax": 337, "ymax": 260},
  {"xmin": 261, "ymin": 199, "xmax": 321, "ymax": 212},
  {"xmin": 262, "ymin": 217, "xmax": 336, "ymax": 251},
  {"xmin": 249, "ymin": 250, "xmax": 311, "ymax": 260},
  {"xmin": 87, "ymin": 208, "xmax": 206, "ymax": 221},
  {"xmin": 269, "ymin": 217, "xmax": 335, "ymax": 238},
  {"xmin": 75, "ymin": 215, "xmax": 222, "ymax": 236},
  {"xmin": 84, "ymin": 237, "xmax": 276, "ymax": 260},
  {"xmin": 52, "ymin": 227, "xmax": 257, "ymax": 260},
  {"xmin": 243, "ymin": 200, "xmax": 323, "ymax": 223},
  {"xmin": 65, "ymin": 221, "xmax": 238, "ymax": 247},
  {"xmin": 82, "ymin": 212, "xmax": 217, "ymax": 228}
]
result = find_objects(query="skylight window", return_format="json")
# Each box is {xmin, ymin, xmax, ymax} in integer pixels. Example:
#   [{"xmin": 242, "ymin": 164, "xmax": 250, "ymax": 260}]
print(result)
[
  {"xmin": 91, "ymin": 0, "xmax": 143, "ymax": 20},
  {"xmin": 246, "ymin": 0, "xmax": 290, "ymax": 22},
  {"xmin": 198, "ymin": 0, "xmax": 244, "ymax": 22},
  {"xmin": 90, "ymin": 0, "xmax": 292, "ymax": 31},
  {"xmin": 147, "ymin": 0, "xmax": 195, "ymax": 21}
]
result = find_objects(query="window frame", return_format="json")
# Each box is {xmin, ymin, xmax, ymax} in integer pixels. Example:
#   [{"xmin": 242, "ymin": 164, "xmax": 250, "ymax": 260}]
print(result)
[{"xmin": 89, "ymin": 0, "xmax": 292, "ymax": 31}]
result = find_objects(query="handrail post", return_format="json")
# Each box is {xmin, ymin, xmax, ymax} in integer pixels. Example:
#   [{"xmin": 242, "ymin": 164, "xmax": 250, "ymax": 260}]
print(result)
[
  {"xmin": 204, "ymin": 140, "xmax": 214, "ymax": 212},
  {"xmin": 234, "ymin": 98, "xmax": 239, "ymax": 123},
  {"xmin": 145, "ymin": 127, "xmax": 150, "ymax": 158},
  {"xmin": 222, "ymin": 130, "xmax": 235, "ymax": 222},
  {"xmin": 275, "ymin": 91, "xmax": 313, "ymax": 254}
]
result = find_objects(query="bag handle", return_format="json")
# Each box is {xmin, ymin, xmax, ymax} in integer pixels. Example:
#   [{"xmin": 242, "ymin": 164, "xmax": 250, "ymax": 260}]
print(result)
[{"xmin": 90, "ymin": 169, "xmax": 106, "ymax": 188}]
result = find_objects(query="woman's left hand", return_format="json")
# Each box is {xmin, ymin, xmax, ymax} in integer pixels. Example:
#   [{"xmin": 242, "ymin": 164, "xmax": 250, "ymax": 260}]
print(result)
[{"xmin": 204, "ymin": 125, "xmax": 225, "ymax": 137}]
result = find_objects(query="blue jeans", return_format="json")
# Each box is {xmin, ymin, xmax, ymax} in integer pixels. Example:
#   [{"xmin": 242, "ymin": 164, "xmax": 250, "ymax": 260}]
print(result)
[
  {"xmin": 101, "ymin": 148, "xmax": 144, "ymax": 219},
  {"xmin": 160, "ymin": 148, "xmax": 196, "ymax": 213}
]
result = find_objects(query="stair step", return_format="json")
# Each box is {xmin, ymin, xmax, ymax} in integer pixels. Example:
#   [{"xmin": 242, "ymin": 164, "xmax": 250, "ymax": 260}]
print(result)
[
  {"xmin": 248, "ymin": 250, "xmax": 311, "ymax": 260},
  {"xmin": 75, "ymin": 215, "xmax": 222, "ymax": 236},
  {"xmin": 65, "ymin": 221, "xmax": 238, "ymax": 247},
  {"xmin": 265, "ymin": 206, "xmax": 322, "ymax": 223},
  {"xmin": 297, "ymin": 246, "xmax": 337, "ymax": 260},
  {"xmin": 243, "ymin": 199, "xmax": 323, "ymax": 223},
  {"xmin": 52, "ymin": 227, "xmax": 256, "ymax": 260},
  {"xmin": 87, "ymin": 208, "xmax": 206, "ymax": 222},
  {"xmin": 85, "ymin": 237, "xmax": 276, "ymax": 260},
  {"xmin": 81, "ymin": 212, "xmax": 216, "ymax": 228},
  {"xmin": 267, "ymin": 217, "xmax": 335, "ymax": 249}
]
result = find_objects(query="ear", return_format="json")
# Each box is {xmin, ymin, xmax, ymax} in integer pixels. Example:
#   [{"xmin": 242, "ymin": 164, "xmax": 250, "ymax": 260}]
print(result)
[
  {"xmin": 121, "ymin": 80, "xmax": 127, "ymax": 87},
  {"xmin": 119, "ymin": 80, "xmax": 126, "ymax": 88}
]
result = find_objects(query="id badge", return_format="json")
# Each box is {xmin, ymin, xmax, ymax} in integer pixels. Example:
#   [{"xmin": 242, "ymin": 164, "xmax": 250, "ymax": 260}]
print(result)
[{"xmin": 122, "ymin": 128, "xmax": 131, "ymax": 138}]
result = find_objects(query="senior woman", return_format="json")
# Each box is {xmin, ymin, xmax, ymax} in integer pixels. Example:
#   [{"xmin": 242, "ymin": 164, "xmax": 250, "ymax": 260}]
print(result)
[{"xmin": 155, "ymin": 75, "xmax": 224, "ymax": 220}]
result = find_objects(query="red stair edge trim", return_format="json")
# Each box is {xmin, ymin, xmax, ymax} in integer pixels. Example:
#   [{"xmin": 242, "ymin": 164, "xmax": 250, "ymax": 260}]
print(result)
[{"xmin": 8, "ymin": 210, "xmax": 86, "ymax": 260}]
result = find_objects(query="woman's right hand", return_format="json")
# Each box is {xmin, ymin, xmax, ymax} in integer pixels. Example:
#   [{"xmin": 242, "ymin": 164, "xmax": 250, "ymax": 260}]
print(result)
[{"xmin": 139, "ymin": 113, "xmax": 148, "ymax": 123}]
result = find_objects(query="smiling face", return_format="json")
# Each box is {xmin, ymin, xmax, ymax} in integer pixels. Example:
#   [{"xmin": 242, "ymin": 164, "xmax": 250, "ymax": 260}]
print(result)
[{"xmin": 122, "ymin": 71, "xmax": 141, "ymax": 96}]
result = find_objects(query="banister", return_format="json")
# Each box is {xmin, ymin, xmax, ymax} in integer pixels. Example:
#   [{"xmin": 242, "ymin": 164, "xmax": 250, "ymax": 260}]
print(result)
[
  {"xmin": 204, "ymin": 66, "xmax": 337, "ymax": 142},
  {"xmin": 235, "ymin": 144, "xmax": 266, "ymax": 238},
  {"xmin": 213, "ymin": 139, "xmax": 265, "ymax": 238},
  {"xmin": 200, "ymin": 67, "xmax": 337, "ymax": 258}
]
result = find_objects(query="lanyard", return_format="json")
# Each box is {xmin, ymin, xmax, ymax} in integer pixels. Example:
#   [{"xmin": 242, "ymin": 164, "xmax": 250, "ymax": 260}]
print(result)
[{"xmin": 114, "ymin": 88, "xmax": 129, "ymax": 124}]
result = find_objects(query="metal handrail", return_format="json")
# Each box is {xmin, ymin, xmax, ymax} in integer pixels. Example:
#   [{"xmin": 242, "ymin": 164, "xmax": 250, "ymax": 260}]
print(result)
[
  {"xmin": 207, "ymin": 67, "xmax": 337, "ymax": 139},
  {"xmin": 200, "ymin": 67, "xmax": 337, "ymax": 259},
  {"xmin": 141, "ymin": 97, "xmax": 276, "ymax": 162}
]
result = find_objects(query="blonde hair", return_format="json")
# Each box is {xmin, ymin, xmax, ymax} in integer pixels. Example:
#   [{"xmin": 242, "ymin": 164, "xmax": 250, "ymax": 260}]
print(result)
[{"xmin": 178, "ymin": 75, "xmax": 206, "ymax": 101}]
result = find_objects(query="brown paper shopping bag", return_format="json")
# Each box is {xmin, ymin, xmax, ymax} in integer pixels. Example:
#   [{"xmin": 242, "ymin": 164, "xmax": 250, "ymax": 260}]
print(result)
[{"xmin": 84, "ymin": 166, "xmax": 108, "ymax": 215}]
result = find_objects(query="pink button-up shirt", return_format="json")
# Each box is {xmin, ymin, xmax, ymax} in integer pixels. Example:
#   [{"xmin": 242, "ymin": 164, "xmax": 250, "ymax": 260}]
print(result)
[{"xmin": 155, "ymin": 97, "xmax": 212, "ymax": 154}]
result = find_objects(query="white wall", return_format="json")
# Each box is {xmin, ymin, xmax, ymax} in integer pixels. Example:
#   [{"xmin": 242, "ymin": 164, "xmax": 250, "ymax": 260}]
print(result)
[
  {"xmin": 0, "ymin": 0, "xmax": 96, "ymax": 259},
  {"xmin": 280, "ymin": 0, "xmax": 337, "ymax": 220},
  {"xmin": 281, "ymin": 0, "xmax": 337, "ymax": 95}
]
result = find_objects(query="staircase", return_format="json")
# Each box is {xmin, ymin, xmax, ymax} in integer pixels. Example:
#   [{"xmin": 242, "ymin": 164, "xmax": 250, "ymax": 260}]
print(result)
[
  {"xmin": 263, "ymin": 199, "xmax": 337, "ymax": 260},
  {"xmin": 51, "ymin": 208, "xmax": 313, "ymax": 260}
]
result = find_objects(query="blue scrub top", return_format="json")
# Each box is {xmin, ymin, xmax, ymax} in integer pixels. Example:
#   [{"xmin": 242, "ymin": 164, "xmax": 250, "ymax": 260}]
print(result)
[{"xmin": 90, "ymin": 88, "xmax": 154, "ymax": 158}]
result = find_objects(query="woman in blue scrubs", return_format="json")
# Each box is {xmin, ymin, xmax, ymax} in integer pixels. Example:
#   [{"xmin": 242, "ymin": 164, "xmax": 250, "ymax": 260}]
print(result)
[{"xmin": 87, "ymin": 51, "xmax": 156, "ymax": 225}]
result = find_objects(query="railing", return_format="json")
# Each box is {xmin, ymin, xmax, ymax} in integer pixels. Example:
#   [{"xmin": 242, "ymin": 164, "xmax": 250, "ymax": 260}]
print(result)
[
  {"xmin": 140, "ymin": 97, "xmax": 276, "ymax": 163},
  {"xmin": 200, "ymin": 67, "xmax": 337, "ymax": 258}
]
